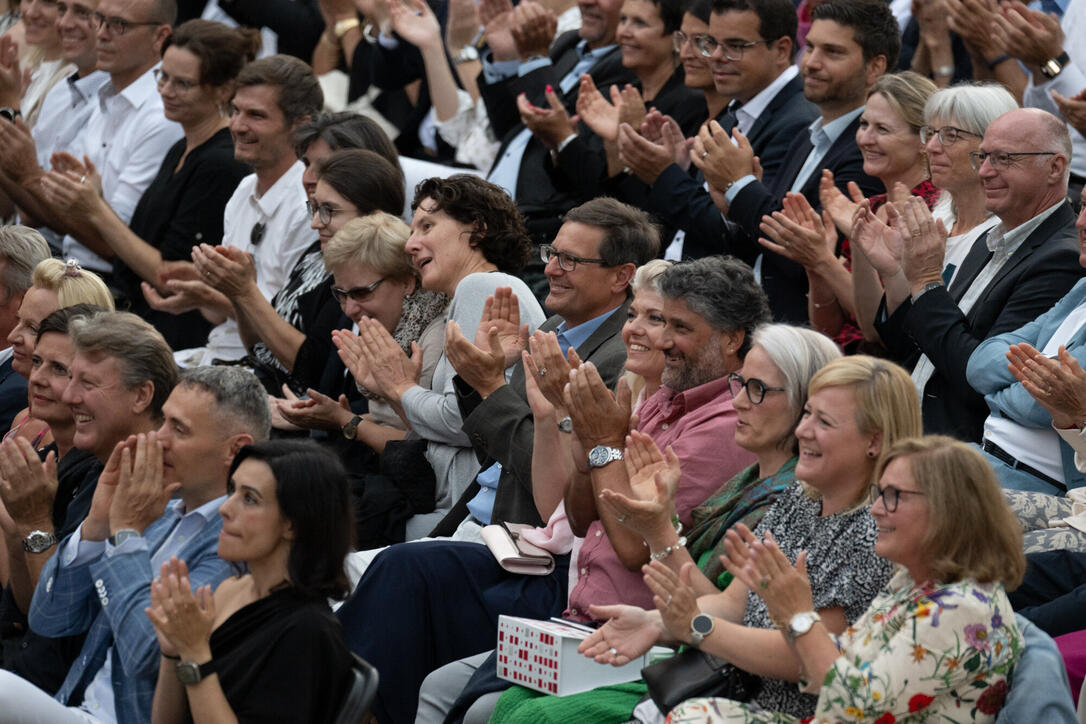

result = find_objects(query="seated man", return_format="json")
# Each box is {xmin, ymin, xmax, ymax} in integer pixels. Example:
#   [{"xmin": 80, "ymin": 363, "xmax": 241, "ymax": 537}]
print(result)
[
  {"xmin": 0, "ymin": 317, "xmax": 270, "ymax": 724},
  {"xmin": 878, "ymin": 108, "xmax": 1084, "ymax": 442}
]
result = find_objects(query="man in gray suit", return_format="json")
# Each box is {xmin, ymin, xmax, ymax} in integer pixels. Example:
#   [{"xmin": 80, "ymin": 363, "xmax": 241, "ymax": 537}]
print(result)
[{"xmin": 437, "ymin": 198, "xmax": 660, "ymax": 531}]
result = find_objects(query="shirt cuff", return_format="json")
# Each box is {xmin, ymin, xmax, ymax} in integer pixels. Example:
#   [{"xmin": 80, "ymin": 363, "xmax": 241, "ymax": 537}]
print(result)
[
  {"xmin": 377, "ymin": 32, "xmax": 399, "ymax": 50},
  {"xmin": 482, "ymin": 55, "xmax": 520, "ymax": 83},
  {"xmin": 61, "ymin": 525, "xmax": 105, "ymax": 568},
  {"xmin": 724, "ymin": 175, "xmax": 756, "ymax": 205},
  {"xmin": 517, "ymin": 56, "xmax": 552, "ymax": 77},
  {"xmin": 104, "ymin": 535, "xmax": 149, "ymax": 559}
]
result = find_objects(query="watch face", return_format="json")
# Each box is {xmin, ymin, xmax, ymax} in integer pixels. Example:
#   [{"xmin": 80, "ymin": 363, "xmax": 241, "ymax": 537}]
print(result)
[
  {"xmin": 790, "ymin": 613, "xmax": 815, "ymax": 635},
  {"xmin": 557, "ymin": 417, "xmax": 573, "ymax": 432},
  {"xmin": 23, "ymin": 530, "xmax": 57, "ymax": 553},
  {"xmin": 175, "ymin": 662, "xmax": 202, "ymax": 685},
  {"xmin": 691, "ymin": 613, "xmax": 714, "ymax": 635},
  {"xmin": 588, "ymin": 446, "xmax": 609, "ymax": 466}
]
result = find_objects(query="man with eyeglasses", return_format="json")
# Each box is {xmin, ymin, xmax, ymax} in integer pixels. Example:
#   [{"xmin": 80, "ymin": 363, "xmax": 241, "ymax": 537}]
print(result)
[
  {"xmin": 0, "ymin": 0, "xmax": 181, "ymax": 276},
  {"xmin": 636, "ymin": 0, "xmax": 816, "ymax": 267},
  {"xmin": 873, "ymin": 107, "xmax": 1084, "ymax": 444},
  {"xmin": 155, "ymin": 55, "xmax": 321, "ymax": 368}
]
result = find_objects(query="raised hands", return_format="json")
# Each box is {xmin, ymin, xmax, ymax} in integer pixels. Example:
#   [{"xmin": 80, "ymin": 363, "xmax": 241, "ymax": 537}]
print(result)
[
  {"xmin": 478, "ymin": 0, "xmax": 516, "ymax": 61},
  {"xmin": 192, "ymin": 244, "xmax": 257, "ymax": 299},
  {"xmin": 389, "ymin": 0, "xmax": 443, "ymax": 52},
  {"xmin": 109, "ymin": 432, "xmax": 178, "ymax": 536},
  {"xmin": 991, "ymin": 0, "xmax": 1064, "ymax": 69},
  {"xmin": 517, "ymin": 86, "xmax": 578, "ymax": 151},
  {"xmin": 511, "ymin": 0, "xmax": 557, "ymax": 60},
  {"xmin": 721, "ymin": 531, "xmax": 813, "ymax": 628},
  {"xmin": 445, "ymin": 0, "xmax": 482, "ymax": 52},
  {"xmin": 643, "ymin": 560, "xmax": 702, "ymax": 644},
  {"xmin": 522, "ymin": 330, "xmax": 580, "ymax": 412},
  {"xmin": 758, "ymin": 192, "xmax": 838, "ymax": 273},
  {"xmin": 1007, "ymin": 343, "xmax": 1086, "ymax": 429},
  {"xmin": 145, "ymin": 557, "xmax": 215, "ymax": 662},
  {"xmin": 0, "ymin": 438, "xmax": 58, "ymax": 532},
  {"xmin": 563, "ymin": 363, "xmax": 632, "ymax": 449},
  {"xmin": 597, "ymin": 430, "xmax": 679, "ymax": 539}
]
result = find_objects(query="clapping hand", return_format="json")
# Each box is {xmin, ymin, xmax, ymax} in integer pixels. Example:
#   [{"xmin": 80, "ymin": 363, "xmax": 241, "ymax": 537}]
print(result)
[
  {"xmin": 0, "ymin": 437, "xmax": 58, "ymax": 533},
  {"xmin": 758, "ymin": 192, "xmax": 838, "ymax": 273},
  {"xmin": 818, "ymin": 170, "xmax": 866, "ymax": 236},
  {"xmin": 850, "ymin": 201, "xmax": 904, "ymax": 278},
  {"xmin": 991, "ymin": 1, "xmax": 1064, "ymax": 70},
  {"xmin": 576, "ymin": 75, "xmax": 624, "ymax": 142},
  {"xmin": 192, "ymin": 244, "xmax": 256, "ymax": 299},
  {"xmin": 721, "ymin": 531, "xmax": 813, "ymax": 628},
  {"xmin": 643, "ymin": 560, "xmax": 702, "ymax": 644},
  {"xmin": 522, "ymin": 330, "xmax": 580, "ymax": 412},
  {"xmin": 357, "ymin": 317, "xmax": 423, "ymax": 400},
  {"xmin": 275, "ymin": 386, "xmax": 354, "ymax": 431},
  {"xmin": 563, "ymin": 363, "xmax": 632, "ymax": 449},
  {"xmin": 1007, "ymin": 343, "xmax": 1086, "ymax": 430},
  {"xmin": 0, "ymin": 115, "xmax": 42, "ymax": 183},
  {"xmin": 597, "ymin": 430, "xmax": 679, "ymax": 539},
  {"xmin": 898, "ymin": 195, "xmax": 947, "ymax": 294},
  {"xmin": 578, "ymin": 603, "xmax": 663, "ymax": 665},
  {"xmin": 145, "ymin": 557, "xmax": 215, "ymax": 662},
  {"xmin": 1052, "ymin": 88, "xmax": 1086, "ymax": 138},
  {"xmin": 692, "ymin": 121, "xmax": 754, "ymax": 213},
  {"xmin": 517, "ymin": 87, "xmax": 578, "ymax": 151},
  {"xmin": 511, "ymin": 0, "xmax": 556, "ymax": 59}
]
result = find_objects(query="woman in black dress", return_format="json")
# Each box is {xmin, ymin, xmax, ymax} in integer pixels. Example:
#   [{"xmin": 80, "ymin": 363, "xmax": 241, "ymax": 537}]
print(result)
[
  {"xmin": 145, "ymin": 440, "xmax": 354, "ymax": 723},
  {"xmin": 42, "ymin": 19, "xmax": 258, "ymax": 350}
]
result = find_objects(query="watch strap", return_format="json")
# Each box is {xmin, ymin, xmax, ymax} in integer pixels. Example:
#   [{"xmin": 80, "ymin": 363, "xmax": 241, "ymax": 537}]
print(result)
[{"xmin": 22, "ymin": 530, "xmax": 57, "ymax": 553}]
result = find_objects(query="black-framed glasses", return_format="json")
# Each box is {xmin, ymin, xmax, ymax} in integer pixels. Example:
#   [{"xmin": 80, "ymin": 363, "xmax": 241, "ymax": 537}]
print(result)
[
  {"xmin": 250, "ymin": 222, "xmax": 266, "ymax": 246},
  {"xmin": 672, "ymin": 30, "xmax": 711, "ymax": 53},
  {"xmin": 331, "ymin": 278, "xmax": 386, "ymax": 304},
  {"xmin": 693, "ymin": 35, "xmax": 770, "ymax": 61},
  {"xmin": 306, "ymin": 200, "xmax": 345, "ymax": 226},
  {"xmin": 90, "ymin": 11, "xmax": 162, "ymax": 34},
  {"xmin": 539, "ymin": 244, "xmax": 609, "ymax": 272},
  {"xmin": 727, "ymin": 372, "xmax": 785, "ymax": 405},
  {"xmin": 153, "ymin": 68, "xmax": 197, "ymax": 94},
  {"xmin": 968, "ymin": 150, "xmax": 1057, "ymax": 172},
  {"xmin": 870, "ymin": 483, "xmax": 926, "ymax": 513},
  {"xmin": 919, "ymin": 125, "xmax": 981, "ymax": 147}
]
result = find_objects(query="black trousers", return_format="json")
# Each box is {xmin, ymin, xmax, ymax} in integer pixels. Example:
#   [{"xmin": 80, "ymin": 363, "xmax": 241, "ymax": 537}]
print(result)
[{"xmin": 1009, "ymin": 548, "xmax": 1086, "ymax": 637}]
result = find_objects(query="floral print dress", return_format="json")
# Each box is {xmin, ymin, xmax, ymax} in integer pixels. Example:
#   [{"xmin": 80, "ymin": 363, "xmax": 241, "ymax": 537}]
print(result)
[{"xmin": 668, "ymin": 569, "xmax": 1023, "ymax": 723}]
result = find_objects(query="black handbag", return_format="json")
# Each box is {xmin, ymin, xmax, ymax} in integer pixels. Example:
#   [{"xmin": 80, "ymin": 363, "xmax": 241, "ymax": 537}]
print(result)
[{"xmin": 641, "ymin": 647, "xmax": 762, "ymax": 714}]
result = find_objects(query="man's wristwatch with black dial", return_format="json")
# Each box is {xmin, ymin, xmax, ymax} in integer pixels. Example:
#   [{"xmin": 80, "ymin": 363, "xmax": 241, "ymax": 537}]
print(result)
[
  {"xmin": 175, "ymin": 659, "xmax": 215, "ymax": 686},
  {"xmin": 587, "ymin": 445, "xmax": 623, "ymax": 468},
  {"xmin": 1041, "ymin": 51, "xmax": 1070, "ymax": 79},
  {"xmin": 0, "ymin": 107, "xmax": 20, "ymax": 122},
  {"xmin": 22, "ymin": 530, "xmax": 57, "ymax": 554}
]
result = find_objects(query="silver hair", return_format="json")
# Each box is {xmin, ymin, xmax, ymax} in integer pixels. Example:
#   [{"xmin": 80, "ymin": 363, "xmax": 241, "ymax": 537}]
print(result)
[
  {"xmin": 923, "ymin": 82, "xmax": 1018, "ymax": 137},
  {"xmin": 0, "ymin": 226, "xmax": 50, "ymax": 298},
  {"xmin": 751, "ymin": 324, "xmax": 843, "ymax": 413},
  {"xmin": 178, "ymin": 366, "xmax": 271, "ymax": 442},
  {"xmin": 631, "ymin": 259, "xmax": 672, "ymax": 295}
]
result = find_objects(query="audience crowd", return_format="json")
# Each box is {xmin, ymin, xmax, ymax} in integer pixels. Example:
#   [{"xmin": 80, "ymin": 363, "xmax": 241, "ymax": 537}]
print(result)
[{"xmin": 0, "ymin": 0, "xmax": 1085, "ymax": 721}]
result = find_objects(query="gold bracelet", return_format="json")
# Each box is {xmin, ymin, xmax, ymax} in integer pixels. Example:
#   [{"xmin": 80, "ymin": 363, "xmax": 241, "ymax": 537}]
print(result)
[{"xmin": 810, "ymin": 296, "xmax": 838, "ymax": 310}]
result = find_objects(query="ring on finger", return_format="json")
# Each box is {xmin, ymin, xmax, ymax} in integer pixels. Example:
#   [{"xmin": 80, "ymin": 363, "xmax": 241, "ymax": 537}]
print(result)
[
  {"xmin": 760, "ymin": 576, "xmax": 770, "ymax": 588},
  {"xmin": 700, "ymin": 151, "xmax": 709, "ymax": 159},
  {"xmin": 665, "ymin": 593, "xmax": 673, "ymax": 606},
  {"xmin": 539, "ymin": 368, "xmax": 547, "ymax": 377},
  {"xmin": 609, "ymin": 647, "xmax": 618, "ymax": 656}
]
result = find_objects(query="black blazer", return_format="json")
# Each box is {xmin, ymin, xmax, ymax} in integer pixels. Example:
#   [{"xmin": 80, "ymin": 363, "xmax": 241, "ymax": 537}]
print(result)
[
  {"xmin": 723, "ymin": 112, "xmax": 883, "ymax": 322},
  {"xmin": 0, "ymin": 357, "xmax": 26, "ymax": 434},
  {"xmin": 645, "ymin": 73, "xmax": 818, "ymax": 265},
  {"xmin": 479, "ymin": 32, "xmax": 636, "ymax": 224},
  {"xmin": 875, "ymin": 202, "xmax": 1085, "ymax": 441},
  {"xmin": 431, "ymin": 302, "xmax": 630, "ymax": 534}
]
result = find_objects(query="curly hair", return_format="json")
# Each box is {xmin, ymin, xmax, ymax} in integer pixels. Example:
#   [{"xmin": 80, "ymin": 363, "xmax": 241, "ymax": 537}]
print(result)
[{"xmin": 411, "ymin": 175, "xmax": 532, "ymax": 275}]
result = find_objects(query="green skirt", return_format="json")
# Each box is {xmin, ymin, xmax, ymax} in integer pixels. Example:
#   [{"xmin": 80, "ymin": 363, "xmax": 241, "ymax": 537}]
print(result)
[{"xmin": 491, "ymin": 680, "xmax": 649, "ymax": 723}]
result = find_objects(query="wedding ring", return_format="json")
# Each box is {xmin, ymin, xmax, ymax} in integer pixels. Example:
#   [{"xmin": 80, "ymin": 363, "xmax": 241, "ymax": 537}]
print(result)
[
  {"xmin": 78, "ymin": 175, "xmax": 86, "ymax": 184},
  {"xmin": 666, "ymin": 593, "xmax": 673, "ymax": 606},
  {"xmin": 760, "ymin": 577, "xmax": 770, "ymax": 588},
  {"xmin": 616, "ymin": 514, "xmax": 627, "ymax": 523},
  {"xmin": 700, "ymin": 151, "xmax": 708, "ymax": 159},
  {"xmin": 911, "ymin": 231, "xmax": 921, "ymax": 238},
  {"xmin": 609, "ymin": 647, "xmax": 618, "ymax": 656},
  {"xmin": 539, "ymin": 368, "xmax": 547, "ymax": 377}
]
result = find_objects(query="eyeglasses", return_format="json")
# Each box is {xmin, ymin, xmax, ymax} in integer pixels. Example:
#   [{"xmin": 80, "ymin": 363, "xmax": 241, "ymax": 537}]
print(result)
[
  {"xmin": 539, "ymin": 244, "xmax": 609, "ymax": 272},
  {"xmin": 870, "ymin": 482, "xmax": 926, "ymax": 513},
  {"xmin": 693, "ymin": 35, "xmax": 771, "ymax": 61},
  {"xmin": 153, "ymin": 68, "xmax": 198, "ymax": 94},
  {"xmin": 672, "ymin": 30, "xmax": 711, "ymax": 53},
  {"xmin": 57, "ymin": 1, "xmax": 94, "ymax": 21},
  {"xmin": 727, "ymin": 372, "xmax": 786, "ymax": 405},
  {"xmin": 331, "ymin": 278, "xmax": 387, "ymax": 304},
  {"xmin": 90, "ymin": 11, "xmax": 162, "ymax": 35},
  {"xmin": 918, "ymin": 125, "xmax": 981, "ymax": 147},
  {"xmin": 968, "ymin": 150, "xmax": 1057, "ymax": 171},
  {"xmin": 250, "ymin": 222, "xmax": 266, "ymax": 246},
  {"xmin": 306, "ymin": 200, "xmax": 346, "ymax": 226}
]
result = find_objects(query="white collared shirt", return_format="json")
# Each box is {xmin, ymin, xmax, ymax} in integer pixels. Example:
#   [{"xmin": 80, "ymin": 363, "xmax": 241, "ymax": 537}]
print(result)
[
  {"xmin": 734, "ymin": 65, "xmax": 799, "ymax": 135},
  {"xmin": 61, "ymin": 66, "xmax": 184, "ymax": 272},
  {"xmin": 184, "ymin": 162, "xmax": 312, "ymax": 365}
]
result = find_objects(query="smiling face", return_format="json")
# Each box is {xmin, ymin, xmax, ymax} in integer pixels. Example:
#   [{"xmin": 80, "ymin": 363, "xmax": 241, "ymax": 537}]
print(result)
[
  {"xmin": 677, "ymin": 13, "xmax": 713, "ymax": 91},
  {"xmin": 579, "ymin": 0, "xmax": 624, "ymax": 47},
  {"xmin": 976, "ymin": 112, "xmax": 1064, "ymax": 229},
  {"xmin": 8, "ymin": 287, "xmax": 59, "ymax": 378},
  {"xmin": 331, "ymin": 261, "xmax": 414, "ymax": 333},
  {"xmin": 405, "ymin": 198, "xmax": 485, "ymax": 297},
  {"xmin": 229, "ymin": 83, "xmax": 295, "ymax": 171},
  {"xmin": 22, "ymin": 0, "xmax": 63, "ymax": 49},
  {"xmin": 856, "ymin": 92, "xmax": 924, "ymax": 184},
  {"xmin": 871, "ymin": 456, "xmax": 931, "ymax": 578},
  {"xmin": 57, "ymin": 0, "xmax": 100, "ymax": 69},
  {"xmin": 731, "ymin": 344, "xmax": 796, "ymax": 456},
  {"xmin": 800, "ymin": 19, "xmax": 875, "ymax": 115},
  {"xmin": 925, "ymin": 114, "xmax": 983, "ymax": 195},
  {"xmin": 793, "ymin": 385, "xmax": 878, "ymax": 496},
  {"xmin": 658, "ymin": 296, "xmax": 735, "ymax": 391},
  {"xmin": 544, "ymin": 221, "xmax": 629, "ymax": 328},
  {"xmin": 218, "ymin": 457, "xmax": 293, "ymax": 565},
  {"xmin": 616, "ymin": 0, "xmax": 673, "ymax": 77},
  {"xmin": 311, "ymin": 179, "xmax": 360, "ymax": 248},
  {"xmin": 707, "ymin": 10, "xmax": 781, "ymax": 103},
  {"xmin": 62, "ymin": 351, "xmax": 149, "ymax": 461},
  {"xmin": 621, "ymin": 288, "xmax": 667, "ymax": 383},
  {"xmin": 158, "ymin": 45, "xmax": 224, "ymax": 129},
  {"xmin": 29, "ymin": 331, "xmax": 75, "ymax": 427}
]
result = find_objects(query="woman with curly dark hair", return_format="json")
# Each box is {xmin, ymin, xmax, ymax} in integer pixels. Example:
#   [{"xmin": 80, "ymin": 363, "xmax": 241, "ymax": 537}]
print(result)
[{"xmin": 338, "ymin": 174, "xmax": 546, "ymax": 538}]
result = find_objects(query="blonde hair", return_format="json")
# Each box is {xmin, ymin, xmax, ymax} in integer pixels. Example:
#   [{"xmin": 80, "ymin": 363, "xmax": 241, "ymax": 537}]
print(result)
[
  {"xmin": 623, "ymin": 260, "xmax": 672, "ymax": 401},
  {"xmin": 877, "ymin": 436, "xmax": 1025, "ymax": 588},
  {"xmin": 31, "ymin": 259, "xmax": 115, "ymax": 310},
  {"xmin": 323, "ymin": 213, "xmax": 413, "ymax": 281},
  {"xmin": 805, "ymin": 356, "xmax": 922, "ymax": 505},
  {"xmin": 869, "ymin": 71, "xmax": 938, "ymax": 133}
]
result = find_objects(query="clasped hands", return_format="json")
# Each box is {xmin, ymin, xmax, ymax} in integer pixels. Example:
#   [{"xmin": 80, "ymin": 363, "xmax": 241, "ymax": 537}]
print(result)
[
  {"xmin": 145, "ymin": 557, "xmax": 215, "ymax": 662},
  {"xmin": 720, "ymin": 525, "xmax": 813, "ymax": 629},
  {"xmin": 332, "ymin": 318, "xmax": 424, "ymax": 403},
  {"xmin": 1007, "ymin": 343, "xmax": 1086, "ymax": 430}
]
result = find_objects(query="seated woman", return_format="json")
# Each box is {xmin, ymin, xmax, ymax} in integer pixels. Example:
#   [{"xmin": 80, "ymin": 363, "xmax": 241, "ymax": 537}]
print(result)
[
  {"xmin": 333, "ymin": 175, "xmax": 546, "ymax": 539},
  {"xmin": 420, "ymin": 323, "xmax": 841, "ymax": 724},
  {"xmin": 5, "ymin": 258, "xmax": 114, "ymax": 448},
  {"xmin": 41, "ymin": 19, "xmax": 257, "ymax": 351},
  {"xmin": 524, "ymin": 356, "xmax": 922, "ymax": 724},
  {"xmin": 670, "ymin": 436, "xmax": 1025, "ymax": 723},
  {"xmin": 145, "ymin": 440, "xmax": 354, "ymax": 723},
  {"xmin": 758, "ymin": 71, "xmax": 938, "ymax": 351}
]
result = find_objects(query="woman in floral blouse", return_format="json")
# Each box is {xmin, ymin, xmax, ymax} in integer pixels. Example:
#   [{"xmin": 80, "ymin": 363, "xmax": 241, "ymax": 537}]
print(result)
[{"xmin": 671, "ymin": 435, "xmax": 1026, "ymax": 723}]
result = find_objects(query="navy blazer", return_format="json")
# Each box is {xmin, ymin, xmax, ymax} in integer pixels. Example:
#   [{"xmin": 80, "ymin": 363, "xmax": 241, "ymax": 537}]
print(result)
[
  {"xmin": 0, "ymin": 356, "xmax": 26, "ymax": 433},
  {"xmin": 877, "ymin": 202, "xmax": 1085, "ymax": 441}
]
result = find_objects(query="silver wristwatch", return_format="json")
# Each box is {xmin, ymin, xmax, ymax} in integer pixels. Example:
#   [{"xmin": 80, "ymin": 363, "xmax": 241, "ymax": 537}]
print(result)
[
  {"xmin": 587, "ymin": 445, "xmax": 623, "ymax": 468},
  {"xmin": 556, "ymin": 416, "xmax": 573, "ymax": 433},
  {"xmin": 690, "ymin": 613, "xmax": 715, "ymax": 646},
  {"xmin": 108, "ymin": 528, "xmax": 140, "ymax": 546},
  {"xmin": 22, "ymin": 530, "xmax": 57, "ymax": 554}
]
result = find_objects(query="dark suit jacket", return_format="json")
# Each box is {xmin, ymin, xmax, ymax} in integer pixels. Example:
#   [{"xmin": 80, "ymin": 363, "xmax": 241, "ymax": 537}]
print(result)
[
  {"xmin": 479, "ymin": 32, "xmax": 637, "ymax": 225},
  {"xmin": 723, "ymin": 113, "xmax": 883, "ymax": 322},
  {"xmin": 431, "ymin": 302, "xmax": 630, "ymax": 534},
  {"xmin": 202, "ymin": 0, "xmax": 324, "ymax": 60},
  {"xmin": 0, "ymin": 356, "xmax": 26, "ymax": 433},
  {"xmin": 875, "ymin": 202, "xmax": 1085, "ymax": 441}
]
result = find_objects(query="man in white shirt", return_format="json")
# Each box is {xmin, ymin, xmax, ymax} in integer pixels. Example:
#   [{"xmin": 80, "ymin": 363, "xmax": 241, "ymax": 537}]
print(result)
[
  {"xmin": 0, "ymin": 0, "xmax": 183, "ymax": 278},
  {"xmin": 0, "ymin": 0, "xmax": 109, "ymax": 252},
  {"xmin": 145, "ymin": 54, "xmax": 321, "ymax": 366}
]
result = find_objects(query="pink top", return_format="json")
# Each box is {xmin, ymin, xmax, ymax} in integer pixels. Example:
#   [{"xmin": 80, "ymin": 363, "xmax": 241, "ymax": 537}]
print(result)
[{"xmin": 564, "ymin": 376, "xmax": 756, "ymax": 620}]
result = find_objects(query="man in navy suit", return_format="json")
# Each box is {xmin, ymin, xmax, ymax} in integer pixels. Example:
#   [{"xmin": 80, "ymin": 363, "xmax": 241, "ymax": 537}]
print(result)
[
  {"xmin": 688, "ymin": 0, "xmax": 897, "ymax": 322},
  {"xmin": 0, "ymin": 228, "xmax": 51, "ymax": 433}
]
